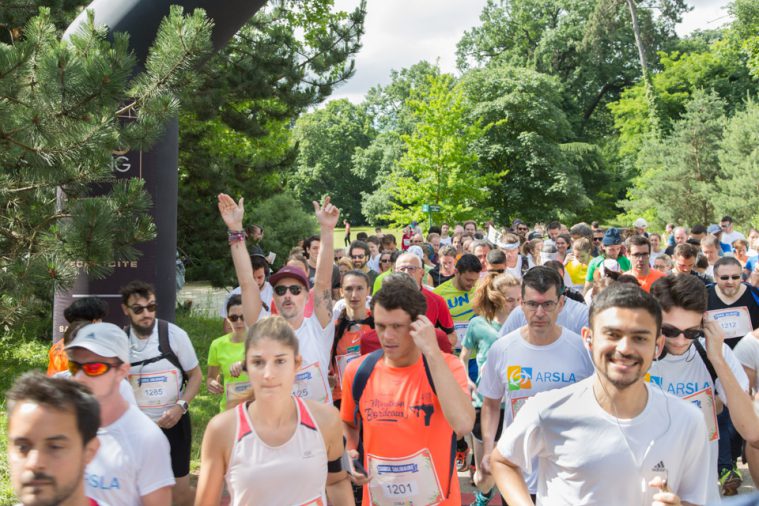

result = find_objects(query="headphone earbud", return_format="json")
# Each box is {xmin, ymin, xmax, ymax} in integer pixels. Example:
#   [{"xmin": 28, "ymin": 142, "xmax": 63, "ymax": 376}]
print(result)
[
  {"xmin": 585, "ymin": 337, "xmax": 591, "ymax": 345},
  {"xmin": 655, "ymin": 345, "xmax": 659, "ymax": 356}
]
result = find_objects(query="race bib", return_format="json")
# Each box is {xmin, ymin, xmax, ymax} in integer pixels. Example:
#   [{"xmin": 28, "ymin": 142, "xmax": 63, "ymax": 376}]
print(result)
[
  {"xmin": 511, "ymin": 396, "xmax": 529, "ymax": 419},
  {"xmin": 292, "ymin": 362, "xmax": 330, "ymax": 404},
  {"xmin": 367, "ymin": 448, "xmax": 445, "ymax": 506},
  {"xmin": 705, "ymin": 307, "xmax": 753, "ymax": 339},
  {"xmin": 335, "ymin": 347, "xmax": 361, "ymax": 385},
  {"xmin": 453, "ymin": 323, "xmax": 469, "ymax": 349},
  {"xmin": 225, "ymin": 381, "xmax": 251, "ymax": 403},
  {"xmin": 129, "ymin": 369, "xmax": 179, "ymax": 409},
  {"xmin": 684, "ymin": 387, "xmax": 719, "ymax": 442},
  {"xmin": 298, "ymin": 497, "xmax": 324, "ymax": 506}
]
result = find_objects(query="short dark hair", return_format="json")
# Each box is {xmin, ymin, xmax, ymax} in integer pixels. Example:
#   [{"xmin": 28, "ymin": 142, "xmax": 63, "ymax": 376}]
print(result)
[
  {"xmin": 487, "ymin": 248, "xmax": 506, "ymax": 264},
  {"xmin": 547, "ymin": 221, "xmax": 561, "ymax": 231},
  {"xmin": 349, "ymin": 240, "xmax": 370, "ymax": 257},
  {"xmin": 695, "ymin": 254, "xmax": 709, "ymax": 270},
  {"xmin": 342, "ymin": 269, "xmax": 370, "ymax": 287},
  {"xmin": 356, "ymin": 232, "xmax": 368, "ymax": 241},
  {"xmin": 714, "ymin": 256, "xmax": 742, "ymax": 275},
  {"xmin": 366, "ymin": 236, "xmax": 380, "ymax": 246},
  {"xmin": 521, "ymin": 266, "xmax": 563, "ymax": 298},
  {"xmin": 543, "ymin": 260, "xmax": 565, "ymax": 276},
  {"xmin": 64, "ymin": 297, "xmax": 108, "ymax": 324},
  {"xmin": 303, "ymin": 235, "xmax": 320, "ymax": 257},
  {"xmin": 381, "ymin": 234, "xmax": 397, "ymax": 246},
  {"xmin": 226, "ymin": 294, "xmax": 242, "ymax": 314},
  {"xmin": 673, "ymin": 243, "xmax": 699, "ymax": 259},
  {"xmin": 589, "ymin": 283, "xmax": 662, "ymax": 335},
  {"xmin": 456, "ymin": 254, "xmax": 482, "ymax": 274},
  {"xmin": 371, "ymin": 273, "xmax": 427, "ymax": 321},
  {"xmin": 251, "ymin": 254, "xmax": 270, "ymax": 276},
  {"xmin": 7, "ymin": 372, "xmax": 100, "ymax": 446},
  {"xmin": 650, "ymin": 274, "xmax": 707, "ymax": 313},
  {"xmin": 690, "ymin": 224, "xmax": 707, "ymax": 235},
  {"xmin": 120, "ymin": 280, "xmax": 155, "ymax": 305},
  {"xmin": 721, "ymin": 215, "xmax": 733, "ymax": 223},
  {"xmin": 628, "ymin": 235, "xmax": 651, "ymax": 253}
]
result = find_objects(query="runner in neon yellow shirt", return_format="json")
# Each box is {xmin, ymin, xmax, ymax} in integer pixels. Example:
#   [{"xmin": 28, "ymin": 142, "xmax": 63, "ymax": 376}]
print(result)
[
  {"xmin": 433, "ymin": 254, "xmax": 483, "ymax": 351},
  {"xmin": 207, "ymin": 294, "xmax": 251, "ymax": 410}
]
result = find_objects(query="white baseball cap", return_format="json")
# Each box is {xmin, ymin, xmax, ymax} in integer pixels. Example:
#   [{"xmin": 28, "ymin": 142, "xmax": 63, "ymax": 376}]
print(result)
[
  {"xmin": 633, "ymin": 218, "xmax": 648, "ymax": 229},
  {"xmin": 65, "ymin": 322, "xmax": 130, "ymax": 364}
]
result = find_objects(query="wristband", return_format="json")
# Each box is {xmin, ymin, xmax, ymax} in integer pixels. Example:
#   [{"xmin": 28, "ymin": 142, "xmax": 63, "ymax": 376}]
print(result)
[{"xmin": 228, "ymin": 229, "xmax": 248, "ymax": 244}]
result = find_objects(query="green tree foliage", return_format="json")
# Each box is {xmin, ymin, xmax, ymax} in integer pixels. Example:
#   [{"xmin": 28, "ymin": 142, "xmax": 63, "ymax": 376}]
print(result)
[
  {"xmin": 623, "ymin": 90, "xmax": 726, "ymax": 226},
  {"xmin": 177, "ymin": 0, "xmax": 366, "ymax": 284},
  {"xmin": 288, "ymin": 99, "xmax": 375, "ymax": 223},
  {"xmin": 0, "ymin": 7, "xmax": 212, "ymax": 328},
  {"xmin": 381, "ymin": 74, "xmax": 501, "ymax": 226},
  {"xmin": 461, "ymin": 64, "xmax": 600, "ymax": 223},
  {"xmin": 249, "ymin": 193, "xmax": 317, "ymax": 270},
  {"xmin": 456, "ymin": 0, "xmax": 686, "ymax": 135},
  {"xmin": 716, "ymin": 99, "xmax": 759, "ymax": 224}
]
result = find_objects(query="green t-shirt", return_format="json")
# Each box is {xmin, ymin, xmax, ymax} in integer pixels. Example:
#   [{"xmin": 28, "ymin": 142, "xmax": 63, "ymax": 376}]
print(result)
[
  {"xmin": 461, "ymin": 316, "xmax": 502, "ymax": 408},
  {"xmin": 373, "ymin": 269, "xmax": 392, "ymax": 294},
  {"xmin": 433, "ymin": 279, "xmax": 475, "ymax": 349},
  {"xmin": 207, "ymin": 333, "xmax": 250, "ymax": 411},
  {"xmin": 585, "ymin": 254, "xmax": 631, "ymax": 282}
]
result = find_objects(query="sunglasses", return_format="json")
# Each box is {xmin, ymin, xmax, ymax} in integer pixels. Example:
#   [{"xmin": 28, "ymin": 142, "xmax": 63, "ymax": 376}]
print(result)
[
  {"xmin": 593, "ymin": 237, "xmax": 602, "ymax": 242},
  {"xmin": 228, "ymin": 314, "xmax": 245, "ymax": 322},
  {"xmin": 518, "ymin": 227, "xmax": 528, "ymax": 232},
  {"xmin": 661, "ymin": 324, "xmax": 704, "ymax": 340},
  {"xmin": 350, "ymin": 254, "xmax": 365, "ymax": 259},
  {"xmin": 718, "ymin": 275, "xmax": 741, "ymax": 281},
  {"xmin": 130, "ymin": 303, "xmax": 157, "ymax": 314},
  {"xmin": 274, "ymin": 285, "xmax": 303, "ymax": 296},
  {"xmin": 68, "ymin": 360, "xmax": 119, "ymax": 377},
  {"xmin": 380, "ymin": 258, "xmax": 392, "ymax": 263}
]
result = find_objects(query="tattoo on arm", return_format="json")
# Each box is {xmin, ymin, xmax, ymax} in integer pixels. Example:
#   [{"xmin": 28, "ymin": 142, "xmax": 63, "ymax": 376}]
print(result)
[{"xmin": 319, "ymin": 289, "xmax": 333, "ymax": 318}]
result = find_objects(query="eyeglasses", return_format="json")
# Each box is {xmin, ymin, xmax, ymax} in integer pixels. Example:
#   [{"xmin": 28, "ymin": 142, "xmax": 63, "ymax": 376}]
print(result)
[
  {"xmin": 661, "ymin": 324, "xmax": 704, "ymax": 340},
  {"xmin": 228, "ymin": 314, "xmax": 245, "ymax": 322},
  {"xmin": 523, "ymin": 300, "xmax": 559, "ymax": 311},
  {"xmin": 396, "ymin": 266, "xmax": 420, "ymax": 273},
  {"xmin": 350, "ymin": 254, "xmax": 365, "ymax": 259},
  {"xmin": 274, "ymin": 285, "xmax": 303, "ymax": 296},
  {"xmin": 129, "ymin": 303, "xmax": 157, "ymax": 314},
  {"xmin": 411, "ymin": 240, "xmax": 423, "ymax": 244},
  {"xmin": 721, "ymin": 224, "xmax": 730, "ymax": 229},
  {"xmin": 631, "ymin": 253, "xmax": 650, "ymax": 258},
  {"xmin": 718, "ymin": 275, "xmax": 741, "ymax": 281},
  {"xmin": 68, "ymin": 360, "xmax": 119, "ymax": 377},
  {"xmin": 380, "ymin": 258, "xmax": 392, "ymax": 264}
]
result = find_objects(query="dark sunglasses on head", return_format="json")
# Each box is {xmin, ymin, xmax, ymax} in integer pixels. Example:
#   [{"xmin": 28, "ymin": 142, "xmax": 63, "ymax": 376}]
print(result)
[
  {"xmin": 718, "ymin": 275, "xmax": 741, "ymax": 281},
  {"xmin": 68, "ymin": 360, "xmax": 119, "ymax": 377},
  {"xmin": 274, "ymin": 285, "xmax": 303, "ymax": 296},
  {"xmin": 661, "ymin": 324, "xmax": 704, "ymax": 340},
  {"xmin": 228, "ymin": 314, "xmax": 245, "ymax": 322},
  {"xmin": 130, "ymin": 303, "xmax": 157, "ymax": 314}
]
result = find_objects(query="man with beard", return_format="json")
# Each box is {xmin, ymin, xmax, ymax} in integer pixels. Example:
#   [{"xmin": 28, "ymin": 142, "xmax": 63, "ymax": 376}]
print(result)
[
  {"xmin": 348, "ymin": 240, "xmax": 378, "ymax": 290},
  {"xmin": 491, "ymin": 283, "xmax": 711, "ymax": 505},
  {"xmin": 121, "ymin": 280, "xmax": 202, "ymax": 506},
  {"xmin": 7, "ymin": 373, "xmax": 101, "ymax": 506},
  {"xmin": 707, "ymin": 257, "xmax": 759, "ymax": 349}
]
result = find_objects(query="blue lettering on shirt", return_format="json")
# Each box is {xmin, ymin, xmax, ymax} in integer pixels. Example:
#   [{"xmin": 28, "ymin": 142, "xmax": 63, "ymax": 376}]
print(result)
[
  {"xmin": 533, "ymin": 371, "xmax": 577, "ymax": 383},
  {"xmin": 666, "ymin": 382, "xmax": 711, "ymax": 396},
  {"xmin": 85, "ymin": 473, "xmax": 120, "ymax": 490}
]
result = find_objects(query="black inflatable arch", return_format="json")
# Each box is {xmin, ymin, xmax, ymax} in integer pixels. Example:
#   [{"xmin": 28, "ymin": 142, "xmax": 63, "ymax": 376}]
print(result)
[{"xmin": 52, "ymin": 0, "xmax": 266, "ymax": 339}]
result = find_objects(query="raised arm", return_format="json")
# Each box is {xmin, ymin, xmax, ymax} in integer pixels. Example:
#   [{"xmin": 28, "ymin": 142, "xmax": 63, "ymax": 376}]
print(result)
[
  {"xmin": 313, "ymin": 196, "xmax": 339, "ymax": 328},
  {"xmin": 217, "ymin": 194, "xmax": 262, "ymax": 325}
]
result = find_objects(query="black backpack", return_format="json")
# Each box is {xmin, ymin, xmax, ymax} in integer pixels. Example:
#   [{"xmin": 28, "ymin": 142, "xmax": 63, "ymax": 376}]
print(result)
[
  {"xmin": 351, "ymin": 350, "xmax": 457, "ymax": 499},
  {"xmin": 127, "ymin": 319, "xmax": 188, "ymax": 387}
]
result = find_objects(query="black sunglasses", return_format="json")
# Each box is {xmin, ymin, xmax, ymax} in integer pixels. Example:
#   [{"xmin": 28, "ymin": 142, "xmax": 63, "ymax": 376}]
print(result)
[
  {"xmin": 130, "ymin": 303, "xmax": 157, "ymax": 314},
  {"xmin": 718, "ymin": 275, "xmax": 741, "ymax": 281},
  {"xmin": 228, "ymin": 314, "xmax": 244, "ymax": 322},
  {"xmin": 661, "ymin": 324, "xmax": 704, "ymax": 340},
  {"xmin": 274, "ymin": 285, "xmax": 304, "ymax": 296}
]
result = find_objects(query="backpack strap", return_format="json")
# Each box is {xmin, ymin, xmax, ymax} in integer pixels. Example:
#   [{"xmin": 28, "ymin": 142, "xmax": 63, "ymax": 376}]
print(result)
[
  {"xmin": 520, "ymin": 255, "xmax": 530, "ymax": 278},
  {"xmin": 693, "ymin": 339, "xmax": 719, "ymax": 385},
  {"xmin": 129, "ymin": 319, "xmax": 188, "ymax": 388},
  {"xmin": 352, "ymin": 350, "xmax": 456, "ymax": 499}
]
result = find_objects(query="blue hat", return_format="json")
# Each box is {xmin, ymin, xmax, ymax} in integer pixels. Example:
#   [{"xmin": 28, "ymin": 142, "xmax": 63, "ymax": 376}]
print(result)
[
  {"xmin": 707, "ymin": 224, "xmax": 721, "ymax": 235},
  {"xmin": 602, "ymin": 227, "xmax": 622, "ymax": 246}
]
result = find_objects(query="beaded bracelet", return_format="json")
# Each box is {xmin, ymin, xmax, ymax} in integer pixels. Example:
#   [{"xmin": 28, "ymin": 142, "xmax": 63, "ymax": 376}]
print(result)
[{"xmin": 228, "ymin": 229, "xmax": 248, "ymax": 244}]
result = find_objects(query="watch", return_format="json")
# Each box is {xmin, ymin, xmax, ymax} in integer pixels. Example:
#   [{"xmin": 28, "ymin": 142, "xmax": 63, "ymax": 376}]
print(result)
[{"xmin": 176, "ymin": 400, "xmax": 189, "ymax": 413}]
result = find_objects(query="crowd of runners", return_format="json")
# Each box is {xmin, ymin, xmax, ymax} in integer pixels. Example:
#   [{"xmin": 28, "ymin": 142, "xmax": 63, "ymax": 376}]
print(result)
[{"xmin": 8, "ymin": 195, "xmax": 759, "ymax": 506}]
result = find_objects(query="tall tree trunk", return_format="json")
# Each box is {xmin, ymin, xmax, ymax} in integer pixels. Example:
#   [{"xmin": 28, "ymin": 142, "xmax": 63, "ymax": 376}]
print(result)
[{"xmin": 625, "ymin": 0, "xmax": 661, "ymax": 136}]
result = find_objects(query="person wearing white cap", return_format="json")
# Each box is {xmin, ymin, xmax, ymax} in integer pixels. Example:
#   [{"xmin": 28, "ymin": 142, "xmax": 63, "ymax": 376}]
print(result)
[
  {"xmin": 66, "ymin": 322, "xmax": 174, "ymax": 506},
  {"xmin": 633, "ymin": 217, "xmax": 649, "ymax": 236}
]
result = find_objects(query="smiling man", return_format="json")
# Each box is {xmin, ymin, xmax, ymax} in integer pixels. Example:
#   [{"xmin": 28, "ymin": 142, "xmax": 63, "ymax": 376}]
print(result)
[
  {"xmin": 7, "ymin": 373, "xmax": 101, "ymax": 506},
  {"xmin": 491, "ymin": 283, "xmax": 711, "ymax": 505},
  {"xmin": 625, "ymin": 235, "xmax": 664, "ymax": 292}
]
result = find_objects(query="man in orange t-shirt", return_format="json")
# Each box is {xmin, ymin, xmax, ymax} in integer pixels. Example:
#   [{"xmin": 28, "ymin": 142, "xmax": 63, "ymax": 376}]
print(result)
[
  {"xmin": 341, "ymin": 274, "xmax": 474, "ymax": 506},
  {"xmin": 626, "ymin": 235, "xmax": 664, "ymax": 292}
]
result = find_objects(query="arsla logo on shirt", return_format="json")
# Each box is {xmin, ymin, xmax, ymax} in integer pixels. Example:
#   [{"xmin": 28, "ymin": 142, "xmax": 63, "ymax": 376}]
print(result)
[
  {"xmin": 507, "ymin": 366, "xmax": 532, "ymax": 391},
  {"xmin": 644, "ymin": 373, "xmax": 663, "ymax": 387}
]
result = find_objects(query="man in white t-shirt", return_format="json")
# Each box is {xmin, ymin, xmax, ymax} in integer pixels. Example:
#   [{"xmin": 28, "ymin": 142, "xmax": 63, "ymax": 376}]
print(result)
[
  {"xmin": 650, "ymin": 274, "xmax": 759, "ymax": 500},
  {"xmin": 121, "ymin": 281, "xmax": 201, "ymax": 506},
  {"xmin": 219, "ymin": 193, "xmax": 338, "ymax": 404},
  {"xmin": 500, "ymin": 295, "xmax": 588, "ymax": 336},
  {"xmin": 721, "ymin": 215, "xmax": 746, "ymax": 252},
  {"xmin": 66, "ymin": 322, "xmax": 174, "ymax": 506},
  {"xmin": 478, "ymin": 267, "xmax": 594, "ymax": 503},
  {"xmin": 491, "ymin": 283, "xmax": 711, "ymax": 505}
]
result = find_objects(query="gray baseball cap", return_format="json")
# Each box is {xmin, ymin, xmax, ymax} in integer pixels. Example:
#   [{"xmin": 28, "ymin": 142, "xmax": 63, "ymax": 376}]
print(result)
[{"xmin": 65, "ymin": 322, "xmax": 130, "ymax": 364}]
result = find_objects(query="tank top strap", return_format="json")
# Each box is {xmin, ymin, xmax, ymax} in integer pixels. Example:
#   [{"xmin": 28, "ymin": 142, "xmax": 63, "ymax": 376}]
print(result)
[
  {"xmin": 295, "ymin": 396, "xmax": 318, "ymax": 432},
  {"xmin": 236, "ymin": 401, "xmax": 254, "ymax": 442}
]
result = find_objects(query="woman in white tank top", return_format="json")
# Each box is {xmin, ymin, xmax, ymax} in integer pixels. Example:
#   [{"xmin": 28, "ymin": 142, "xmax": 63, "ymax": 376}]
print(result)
[{"xmin": 196, "ymin": 317, "xmax": 354, "ymax": 506}]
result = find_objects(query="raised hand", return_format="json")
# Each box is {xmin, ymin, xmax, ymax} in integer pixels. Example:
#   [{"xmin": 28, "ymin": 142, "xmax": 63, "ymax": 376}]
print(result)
[
  {"xmin": 313, "ymin": 195, "xmax": 340, "ymax": 230},
  {"xmin": 218, "ymin": 193, "xmax": 244, "ymax": 231}
]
